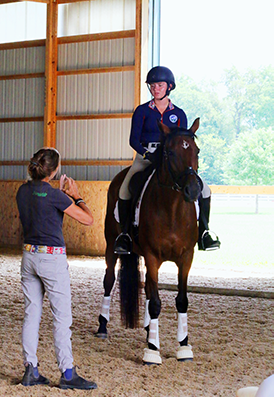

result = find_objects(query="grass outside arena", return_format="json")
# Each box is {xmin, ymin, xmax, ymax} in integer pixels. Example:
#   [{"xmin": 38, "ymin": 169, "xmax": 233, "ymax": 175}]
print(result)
[{"xmin": 191, "ymin": 194, "xmax": 274, "ymax": 272}]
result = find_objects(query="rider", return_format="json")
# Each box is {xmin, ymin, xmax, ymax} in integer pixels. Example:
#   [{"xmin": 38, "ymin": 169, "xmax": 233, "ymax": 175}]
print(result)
[{"xmin": 113, "ymin": 66, "xmax": 220, "ymax": 254}]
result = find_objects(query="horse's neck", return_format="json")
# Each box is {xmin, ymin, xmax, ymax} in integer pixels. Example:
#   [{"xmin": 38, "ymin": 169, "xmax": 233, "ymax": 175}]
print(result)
[{"xmin": 157, "ymin": 161, "xmax": 174, "ymax": 188}]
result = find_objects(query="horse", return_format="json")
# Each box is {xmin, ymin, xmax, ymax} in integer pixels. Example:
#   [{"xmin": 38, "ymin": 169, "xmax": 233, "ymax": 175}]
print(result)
[{"xmin": 96, "ymin": 118, "xmax": 202, "ymax": 364}]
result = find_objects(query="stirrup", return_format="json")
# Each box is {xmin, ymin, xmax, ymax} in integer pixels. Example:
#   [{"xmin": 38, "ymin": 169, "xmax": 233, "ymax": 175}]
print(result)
[
  {"xmin": 114, "ymin": 233, "xmax": 132, "ymax": 255},
  {"xmin": 199, "ymin": 230, "xmax": 220, "ymax": 251}
]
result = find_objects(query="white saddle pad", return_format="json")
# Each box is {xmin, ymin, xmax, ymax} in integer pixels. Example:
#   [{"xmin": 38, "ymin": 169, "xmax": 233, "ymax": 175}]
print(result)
[{"xmin": 114, "ymin": 169, "xmax": 199, "ymax": 226}]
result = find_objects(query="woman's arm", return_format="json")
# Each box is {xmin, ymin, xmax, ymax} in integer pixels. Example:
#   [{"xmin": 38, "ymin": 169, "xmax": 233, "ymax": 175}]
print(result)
[{"xmin": 61, "ymin": 176, "xmax": 94, "ymax": 226}]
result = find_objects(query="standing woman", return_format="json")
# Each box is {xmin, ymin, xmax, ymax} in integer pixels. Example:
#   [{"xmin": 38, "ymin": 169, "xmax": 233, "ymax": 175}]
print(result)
[
  {"xmin": 16, "ymin": 148, "xmax": 97, "ymax": 390},
  {"xmin": 114, "ymin": 66, "xmax": 220, "ymax": 254}
]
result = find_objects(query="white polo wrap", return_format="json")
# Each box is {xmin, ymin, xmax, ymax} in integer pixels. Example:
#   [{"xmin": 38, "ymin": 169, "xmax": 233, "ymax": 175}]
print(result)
[
  {"xmin": 177, "ymin": 312, "xmax": 188, "ymax": 342},
  {"xmin": 148, "ymin": 318, "xmax": 160, "ymax": 349},
  {"xmin": 144, "ymin": 299, "xmax": 150, "ymax": 328},
  {"xmin": 100, "ymin": 296, "xmax": 111, "ymax": 322}
]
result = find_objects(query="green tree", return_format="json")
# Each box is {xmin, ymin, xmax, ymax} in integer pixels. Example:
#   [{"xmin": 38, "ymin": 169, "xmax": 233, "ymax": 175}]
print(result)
[
  {"xmin": 222, "ymin": 65, "xmax": 274, "ymax": 137},
  {"xmin": 171, "ymin": 74, "xmax": 231, "ymax": 184},
  {"xmin": 198, "ymin": 134, "xmax": 228, "ymax": 185},
  {"xmin": 222, "ymin": 127, "xmax": 274, "ymax": 185}
]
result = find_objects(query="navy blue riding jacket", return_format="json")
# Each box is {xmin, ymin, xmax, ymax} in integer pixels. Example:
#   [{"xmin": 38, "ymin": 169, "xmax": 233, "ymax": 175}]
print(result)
[{"xmin": 129, "ymin": 99, "xmax": 188, "ymax": 156}]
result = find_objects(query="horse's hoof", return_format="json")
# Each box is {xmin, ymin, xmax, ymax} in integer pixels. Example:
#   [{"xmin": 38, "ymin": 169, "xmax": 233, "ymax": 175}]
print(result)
[
  {"xmin": 143, "ymin": 348, "xmax": 162, "ymax": 365},
  {"xmin": 236, "ymin": 387, "xmax": 259, "ymax": 397},
  {"xmin": 94, "ymin": 332, "xmax": 108, "ymax": 339},
  {"xmin": 176, "ymin": 344, "xmax": 194, "ymax": 361}
]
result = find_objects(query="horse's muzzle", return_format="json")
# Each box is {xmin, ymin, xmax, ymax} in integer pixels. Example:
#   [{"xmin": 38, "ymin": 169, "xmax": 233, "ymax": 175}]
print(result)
[{"xmin": 182, "ymin": 168, "xmax": 203, "ymax": 202}]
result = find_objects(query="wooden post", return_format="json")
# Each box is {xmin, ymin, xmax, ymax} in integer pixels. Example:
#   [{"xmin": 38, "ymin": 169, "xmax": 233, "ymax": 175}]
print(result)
[
  {"xmin": 44, "ymin": 0, "xmax": 58, "ymax": 147},
  {"xmin": 134, "ymin": 0, "xmax": 142, "ymax": 110}
]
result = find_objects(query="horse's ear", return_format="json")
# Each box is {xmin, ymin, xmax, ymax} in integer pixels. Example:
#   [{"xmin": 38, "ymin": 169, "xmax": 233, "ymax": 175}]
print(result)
[
  {"xmin": 157, "ymin": 120, "xmax": 171, "ymax": 136},
  {"xmin": 190, "ymin": 118, "xmax": 200, "ymax": 134}
]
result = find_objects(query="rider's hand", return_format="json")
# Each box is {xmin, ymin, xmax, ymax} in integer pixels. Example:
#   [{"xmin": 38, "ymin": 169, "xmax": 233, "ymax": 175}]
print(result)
[{"xmin": 143, "ymin": 151, "xmax": 157, "ymax": 163}]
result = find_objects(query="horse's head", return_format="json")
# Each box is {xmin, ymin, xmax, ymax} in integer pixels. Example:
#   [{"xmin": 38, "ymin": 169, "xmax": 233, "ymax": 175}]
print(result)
[{"xmin": 157, "ymin": 118, "xmax": 203, "ymax": 202}]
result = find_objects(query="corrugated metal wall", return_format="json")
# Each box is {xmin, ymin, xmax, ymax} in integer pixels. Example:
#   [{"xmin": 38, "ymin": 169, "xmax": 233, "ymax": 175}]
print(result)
[
  {"xmin": 0, "ymin": 0, "xmax": 137, "ymax": 181},
  {"xmin": 0, "ymin": 44, "xmax": 45, "ymax": 179},
  {"xmin": 58, "ymin": 0, "xmax": 135, "ymax": 36},
  {"xmin": 55, "ymin": 0, "xmax": 136, "ymax": 180}
]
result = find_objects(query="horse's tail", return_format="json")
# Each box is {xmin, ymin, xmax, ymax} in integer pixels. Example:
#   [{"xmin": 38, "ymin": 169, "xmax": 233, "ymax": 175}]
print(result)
[{"xmin": 119, "ymin": 253, "xmax": 140, "ymax": 328}]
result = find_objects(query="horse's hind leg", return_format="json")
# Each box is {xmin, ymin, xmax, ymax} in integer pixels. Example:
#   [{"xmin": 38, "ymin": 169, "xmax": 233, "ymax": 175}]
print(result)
[
  {"xmin": 95, "ymin": 246, "xmax": 118, "ymax": 338},
  {"xmin": 175, "ymin": 253, "xmax": 194, "ymax": 361}
]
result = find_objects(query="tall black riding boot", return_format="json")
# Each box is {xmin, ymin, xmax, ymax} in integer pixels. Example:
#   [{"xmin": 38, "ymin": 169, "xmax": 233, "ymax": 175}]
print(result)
[
  {"xmin": 114, "ymin": 198, "xmax": 132, "ymax": 255},
  {"xmin": 198, "ymin": 196, "xmax": 221, "ymax": 251}
]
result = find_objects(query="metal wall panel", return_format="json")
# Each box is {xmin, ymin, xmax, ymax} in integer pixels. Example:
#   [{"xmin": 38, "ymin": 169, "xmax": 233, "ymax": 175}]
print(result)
[
  {"xmin": 57, "ymin": 71, "xmax": 134, "ymax": 115},
  {"xmin": 58, "ymin": 38, "xmax": 135, "ymax": 71},
  {"xmin": 58, "ymin": 0, "xmax": 135, "ymax": 37},
  {"xmin": 0, "ymin": 122, "xmax": 44, "ymax": 161},
  {"xmin": 56, "ymin": 119, "xmax": 132, "ymax": 160},
  {"xmin": 0, "ymin": 166, "xmax": 26, "ymax": 180},
  {"xmin": 0, "ymin": 77, "xmax": 44, "ymax": 118},
  {"xmin": 0, "ymin": 47, "xmax": 45, "ymax": 75},
  {"xmin": 0, "ymin": 3, "xmax": 46, "ymax": 44}
]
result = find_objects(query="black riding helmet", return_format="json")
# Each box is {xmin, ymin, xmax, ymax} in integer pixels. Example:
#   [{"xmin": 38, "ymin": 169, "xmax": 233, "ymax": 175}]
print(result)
[{"xmin": 146, "ymin": 66, "xmax": 176, "ymax": 99}]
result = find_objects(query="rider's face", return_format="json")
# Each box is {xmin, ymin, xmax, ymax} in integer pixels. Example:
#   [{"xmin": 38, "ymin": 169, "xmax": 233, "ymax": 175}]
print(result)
[{"xmin": 149, "ymin": 81, "xmax": 168, "ymax": 99}]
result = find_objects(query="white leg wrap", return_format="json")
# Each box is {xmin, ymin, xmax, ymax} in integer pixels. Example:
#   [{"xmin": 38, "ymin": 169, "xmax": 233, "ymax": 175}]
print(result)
[
  {"xmin": 148, "ymin": 318, "xmax": 160, "ymax": 349},
  {"xmin": 177, "ymin": 313, "xmax": 188, "ymax": 342},
  {"xmin": 144, "ymin": 299, "xmax": 150, "ymax": 328},
  {"xmin": 100, "ymin": 296, "xmax": 110, "ymax": 322}
]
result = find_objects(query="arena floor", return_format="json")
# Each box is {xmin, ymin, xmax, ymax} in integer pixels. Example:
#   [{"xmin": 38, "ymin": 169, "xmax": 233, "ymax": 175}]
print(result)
[{"xmin": 0, "ymin": 249, "xmax": 273, "ymax": 397}]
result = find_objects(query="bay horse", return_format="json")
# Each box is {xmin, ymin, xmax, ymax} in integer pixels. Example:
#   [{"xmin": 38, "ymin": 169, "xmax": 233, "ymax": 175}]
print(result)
[{"xmin": 96, "ymin": 118, "xmax": 202, "ymax": 364}]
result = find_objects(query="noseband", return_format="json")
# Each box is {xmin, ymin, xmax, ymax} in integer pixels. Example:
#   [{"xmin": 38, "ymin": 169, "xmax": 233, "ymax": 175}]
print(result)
[{"xmin": 167, "ymin": 164, "xmax": 203, "ymax": 193}]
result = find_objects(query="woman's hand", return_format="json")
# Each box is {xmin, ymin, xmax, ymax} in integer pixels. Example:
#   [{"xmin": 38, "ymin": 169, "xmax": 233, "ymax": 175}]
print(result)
[
  {"xmin": 60, "ymin": 175, "xmax": 81, "ymax": 200},
  {"xmin": 60, "ymin": 174, "xmax": 67, "ymax": 191}
]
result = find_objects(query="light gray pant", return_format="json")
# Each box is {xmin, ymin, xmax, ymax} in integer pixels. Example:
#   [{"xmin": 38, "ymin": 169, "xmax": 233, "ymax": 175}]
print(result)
[
  {"xmin": 21, "ymin": 251, "xmax": 73, "ymax": 372},
  {"xmin": 119, "ymin": 153, "xmax": 211, "ymax": 200}
]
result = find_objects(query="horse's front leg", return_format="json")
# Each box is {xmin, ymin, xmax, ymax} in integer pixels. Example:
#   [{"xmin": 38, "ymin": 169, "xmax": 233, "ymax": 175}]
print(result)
[
  {"xmin": 95, "ymin": 244, "xmax": 118, "ymax": 339},
  {"xmin": 143, "ymin": 255, "xmax": 162, "ymax": 365},
  {"xmin": 176, "ymin": 250, "xmax": 194, "ymax": 361}
]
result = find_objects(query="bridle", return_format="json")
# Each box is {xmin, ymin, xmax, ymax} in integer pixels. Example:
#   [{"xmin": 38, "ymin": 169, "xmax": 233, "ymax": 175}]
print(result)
[{"xmin": 157, "ymin": 131, "xmax": 203, "ymax": 193}]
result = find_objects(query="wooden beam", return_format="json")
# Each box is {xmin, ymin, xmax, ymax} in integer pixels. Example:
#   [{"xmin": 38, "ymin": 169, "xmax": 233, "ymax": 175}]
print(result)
[
  {"xmin": 0, "ymin": 73, "xmax": 44, "ymax": 81},
  {"xmin": 58, "ymin": 30, "xmax": 135, "ymax": 44},
  {"xmin": 0, "ymin": 39, "xmax": 45, "ymax": 50},
  {"xmin": 0, "ymin": 117, "xmax": 43, "ymax": 123},
  {"xmin": 134, "ymin": 0, "xmax": 142, "ymax": 109},
  {"xmin": 0, "ymin": 160, "xmax": 133, "ymax": 166},
  {"xmin": 44, "ymin": 0, "xmax": 58, "ymax": 148},
  {"xmin": 210, "ymin": 185, "xmax": 274, "ymax": 195},
  {"xmin": 57, "ymin": 65, "xmax": 135, "ymax": 76},
  {"xmin": 57, "ymin": 0, "xmax": 89, "ymax": 4},
  {"xmin": 56, "ymin": 113, "xmax": 132, "ymax": 121}
]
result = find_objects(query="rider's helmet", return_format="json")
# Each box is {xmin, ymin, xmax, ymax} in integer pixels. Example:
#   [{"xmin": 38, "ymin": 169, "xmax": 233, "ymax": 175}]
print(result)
[{"xmin": 146, "ymin": 66, "xmax": 176, "ymax": 97}]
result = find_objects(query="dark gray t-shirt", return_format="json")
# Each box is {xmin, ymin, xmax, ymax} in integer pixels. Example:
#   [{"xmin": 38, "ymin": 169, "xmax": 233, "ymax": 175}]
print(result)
[{"xmin": 16, "ymin": 181, "xmax": 72, "ymax": 247}]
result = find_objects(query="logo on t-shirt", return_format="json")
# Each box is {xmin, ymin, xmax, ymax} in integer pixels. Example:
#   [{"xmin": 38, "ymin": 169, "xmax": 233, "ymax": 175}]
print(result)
[
  {"xmin": 33, "ymin": 191, "xmax": 47, "ymax": 197},
  {"xmin": 169, "ymin": 114, "xmax": 178, "ymax": 123}
]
